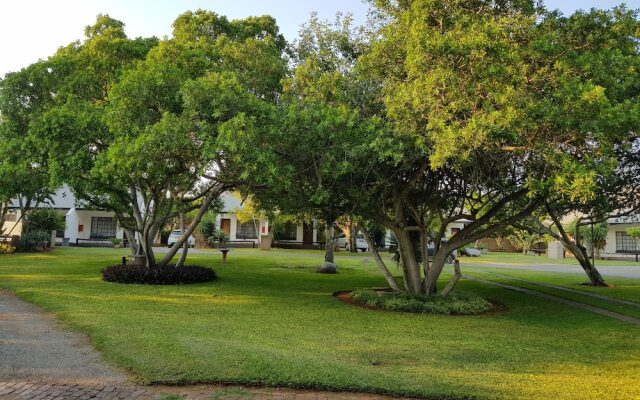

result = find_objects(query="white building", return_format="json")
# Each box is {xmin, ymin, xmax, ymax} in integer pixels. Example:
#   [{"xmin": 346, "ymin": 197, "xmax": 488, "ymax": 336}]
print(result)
[
  {"xmin": 216, "ymin": 192, "xmax": 318, "ymax": 248},
  {"xmin": 601, "ymin": 215, "xmax": 640, "ymax": 259},
  {"xmin": 2, "ymin": 185, "xmax": 124, "ymax": 246}
]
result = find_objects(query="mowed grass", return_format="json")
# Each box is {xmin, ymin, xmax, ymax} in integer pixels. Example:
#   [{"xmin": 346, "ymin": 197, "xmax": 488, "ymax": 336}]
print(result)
[
  {"xmin": 0, "ymin": 248, "xmax": 639, "ymax": 400},
  {"xmin": 464, "ymin": 267, "xmax": 640, "ymax": 319},
  {"xmin": 464, "ymin": 251, "xmax": 640, "ymax": 267}
]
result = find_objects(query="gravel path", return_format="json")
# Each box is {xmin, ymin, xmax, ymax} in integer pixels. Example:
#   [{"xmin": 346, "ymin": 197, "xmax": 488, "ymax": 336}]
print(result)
[{"xmin": 0, "ymin": 290, "xmax": 127, "ymax": 385}]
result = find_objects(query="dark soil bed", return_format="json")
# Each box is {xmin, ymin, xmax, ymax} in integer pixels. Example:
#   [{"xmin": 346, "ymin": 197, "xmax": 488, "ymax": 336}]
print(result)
[
  {"xmin": 335, "ymin": 289, "xmax": 505, "ymax": 316},
  {"xmin": 102, "ymin": 264, "xmax": 217, "ymax": 285}
]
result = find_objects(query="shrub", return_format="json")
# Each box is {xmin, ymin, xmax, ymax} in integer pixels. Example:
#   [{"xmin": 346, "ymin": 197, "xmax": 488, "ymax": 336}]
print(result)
[
  {"xmin": 16, "ymin": 230, "xmax": 51, "ymax": 252},
  {"xmin": 207, "ymin": 230, "xmax": 229, "ymax": 248},
  {"xmin": 0, "ymin": 243, "xmax": 16, "ymax": 254},
  {"xmin": 351, "ymin": 289, "xmax": 492, "ymax": 315},
  {"xmin": 102, "ymin": 264, "xmax": 217, "ymax": 285},
  {"xmin": 110, "ymin": 238, "xmax": 123, "ymax": 246},
  {"xmin": 25, "ymin": 209, "xmax": 65, "ymax": 232}
]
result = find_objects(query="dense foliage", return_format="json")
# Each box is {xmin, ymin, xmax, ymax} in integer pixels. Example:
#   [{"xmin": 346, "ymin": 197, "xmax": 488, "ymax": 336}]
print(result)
[
  {"xmin": 1, "ymin": 1, "xmax": 638, "ymax": 295},
  {"xmin": 17, "ymin": 230, "xmax": 51, "ymax": 252}
]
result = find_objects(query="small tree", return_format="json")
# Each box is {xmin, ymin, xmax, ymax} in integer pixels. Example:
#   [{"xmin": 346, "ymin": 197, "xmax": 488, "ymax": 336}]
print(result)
[
  {"xmin": 508, "ymin": 228, "xmax": 547, "ymax": 255},
  {"xmin": 573, "ymin": 221, "xmax": 608, "ymax": 259},
  {"xmin": 627, "ymin": 227, "xmax": 640, "ymax": 240}
]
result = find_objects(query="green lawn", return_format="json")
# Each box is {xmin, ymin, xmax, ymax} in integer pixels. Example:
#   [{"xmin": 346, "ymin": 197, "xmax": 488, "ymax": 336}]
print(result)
[
  {"xmin": 463, "ymin": 251, "xmax": 640, "ymax": 267},
  {"xmin": 1, "ymin": 247, "xmax": 639, "ymax": 400}
]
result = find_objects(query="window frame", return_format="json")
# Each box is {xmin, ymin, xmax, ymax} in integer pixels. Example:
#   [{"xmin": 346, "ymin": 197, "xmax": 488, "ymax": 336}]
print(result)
[
  {"xmin": 90, "ymin": 216, "xmax": 117, "ymax": 239},
  {"xmin": 236, "ymin": 220, "xmax": 258, "ymax": 240},
  {"xmin": 616, "ymin": 231, "xmax": 637, "ymax": 252},
  {"xmin": 280, "ymin": 222, "xmax": 298, "ymax": 241}
]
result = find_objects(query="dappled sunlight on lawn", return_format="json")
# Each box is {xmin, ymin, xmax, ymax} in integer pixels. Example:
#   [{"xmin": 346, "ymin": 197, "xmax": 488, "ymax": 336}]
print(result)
[
  {"xmin": 1, "ymin": 248, "xmax": 640, "ymax": 399},
  {"xmin": 27, "ymin": 288, "xmax": 260, "ymax": 306},
  {"xmin": 1, "ymin": 273, "xmax": 98, "ymax": 282}
]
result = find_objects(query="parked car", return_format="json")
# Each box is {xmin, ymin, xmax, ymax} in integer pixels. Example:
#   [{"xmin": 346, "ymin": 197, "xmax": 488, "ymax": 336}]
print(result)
[
  {"xmin": 334, "ymin": 232, "xmax": 369, "ymax": 252},
  {"xmin": 354, "ymin": 234, "xmax": 369, "ymax": 252},
  {"xmin": 167, "ymin": 230, "xmax": 196, "ymax": 248},
  {"xmin": 461, "ymin": 247, "xmax": 482, "ymax": 257},
  {"xmin": 334, "ymin": 232, "xmax": 348, "ymax": 249},
  {"xmin": 427, "ymin": 240, "xmax": 456, "ymax": 264}
]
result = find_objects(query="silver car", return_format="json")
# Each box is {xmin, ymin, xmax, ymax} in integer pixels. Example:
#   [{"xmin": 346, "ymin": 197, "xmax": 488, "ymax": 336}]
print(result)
[
  {"xmin": 335, "ymin": 232, "xmax": 369, "ymax": 252},
  {"xmin": 167, "ymin": 230, "xmax": 196, "ymax": 248}
]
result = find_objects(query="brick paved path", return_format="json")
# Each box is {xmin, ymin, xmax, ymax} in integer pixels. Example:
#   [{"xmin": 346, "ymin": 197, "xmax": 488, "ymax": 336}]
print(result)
[{"xmin": 0, "ymin": 382, "xmax": 406, "ymax": 400}]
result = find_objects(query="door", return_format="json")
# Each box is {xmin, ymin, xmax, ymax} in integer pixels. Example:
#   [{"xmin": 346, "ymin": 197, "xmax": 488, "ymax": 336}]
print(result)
[
  {"xmin": 220, "ymin": 219, "xmax": 231, "ymax": 235},
  {"xmin": 303, "ymin": 222, "xmax": 313, "ymax": 244}
]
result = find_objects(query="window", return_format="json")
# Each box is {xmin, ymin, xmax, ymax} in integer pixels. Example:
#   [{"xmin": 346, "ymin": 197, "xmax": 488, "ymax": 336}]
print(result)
[
  {"xmin": 281, "ymin": 222, "xmax": 297, "ymax": 241},
  {"xmin": 90, "ymin": 217, "xmax": 117, "ymax": 239},
  {"xmin": 5, "ymin": 211, "xmax": 16, "ymax": 222},
  {"xmin": 616, "ymin": 231, "xmax": 637, "ymax": 252},
  {"xmin": 236, "ymin": 220, "xmax": 258, "ymax": 239}
]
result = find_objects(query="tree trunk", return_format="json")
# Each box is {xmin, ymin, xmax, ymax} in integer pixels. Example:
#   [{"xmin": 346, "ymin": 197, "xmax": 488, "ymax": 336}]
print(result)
[
  {"xmin": 124, "ymin": 228, "xmax": 138, "ymax": 256},
  {"xmin": 395, "ymin": 229, "xmax": 423, "ymax": 295},
  {"xmin": 533, "ymin": 214, "xmax": 609, "ymax": 287},
  {"xmin": 348, "ymin": 224, "xmax": 357, "ymax": 253},
  {"xmin": 426, "ymin": 249, "xmax": 449, "ymax": 295},
  {"xmin": 419, "ymin": 230, "xmax": 430, "ymax": 294},
  {"xmin": 141, "ymin": 235, "xmax": 156, "ymax": 268},
  {"xmin": 158, "ymin": 188, "xmax": 221, "ymax": 267},
  {"xmin": 563, "ymin": 239, "xmax": 609, "ymax": 287},
  {"xmin": 325, "ymin": 224, "xmax": 336, "ymax": 263},
  {"xmin": 360, "ymin": 225, "xmax": 400, "ymax": 291},
  {"xmin": 175, "ymin": 212, "xmax": 189, "ymax": 268},
  {"xmin": 440, "ymin": 260, "xmax": 461, "ymax": 297},
  {"xmin": 0, "ymin": 201, "xmax": 8, "ymax": 236}
]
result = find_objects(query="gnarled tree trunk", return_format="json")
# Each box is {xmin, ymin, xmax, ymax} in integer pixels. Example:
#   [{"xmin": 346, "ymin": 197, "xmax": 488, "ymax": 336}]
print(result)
[
  {"xmin": 360, "ymin": 225, "xmax": 400, "ymax": 291},
  {"xmin": 394, "ymin": 228, "xmax": 423, "ymax": 295}
]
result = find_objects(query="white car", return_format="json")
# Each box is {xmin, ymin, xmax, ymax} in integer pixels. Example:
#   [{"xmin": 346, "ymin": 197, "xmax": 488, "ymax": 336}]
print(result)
[
  {"xmin": 335, "ymin": 232, "xmax": 369, "ymax": 252},
  {"xmin": 167, "ymin": 230, "xmax": 196, "ymax": 248}
]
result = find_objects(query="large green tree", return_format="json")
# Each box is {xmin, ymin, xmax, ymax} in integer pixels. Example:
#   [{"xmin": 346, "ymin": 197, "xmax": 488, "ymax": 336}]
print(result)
[
  {"xmin": 30, "ymin": 12, "xmax": 285, "ymax": 267},
  {"xmin": 514, "ymin": 6, "xmax": 640, "ymax": 286},
  {"xmin": 345, "ymin": 0, "xmax": 639, "ymax": 296},
  {"xmin": 222, "ymin": 14, "xmax": 378, "ymax": 271},
  {"xmin": 0, "ymin": 61, "xmax": 60, "ymax": 234}
]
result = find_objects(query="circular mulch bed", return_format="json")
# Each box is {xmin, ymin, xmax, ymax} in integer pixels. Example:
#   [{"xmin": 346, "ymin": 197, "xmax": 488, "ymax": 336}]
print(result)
[
  {"xmin": 102, "ymin": 264, "xmax": 217, "ymax": 285},
  {"xmin": 334, "ymin": 289, "xmax": 506, "ymax": 316}
]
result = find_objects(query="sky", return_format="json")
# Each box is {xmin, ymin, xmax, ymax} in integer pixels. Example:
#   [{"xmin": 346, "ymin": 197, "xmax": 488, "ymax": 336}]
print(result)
[{"xmin": 1, "ymin": 0, "xmax": 639, "ymax": 77}]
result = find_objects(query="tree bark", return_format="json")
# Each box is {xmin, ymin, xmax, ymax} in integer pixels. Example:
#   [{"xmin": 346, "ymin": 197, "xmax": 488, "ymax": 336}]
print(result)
[
  {"xmin": 426, "ymin": 248, "xmax": 450, "ymax": 295},
  {"xmin": 325, "ymin": 224, "xmax": 336, "ymax": 263},
  {"xmin": 142, "ymin": 236, "xmax": 156, "ymax": 267},
  {"xmin": 419, "ymin": 230, "xmax": 430, "ymax": 294},
  {"xmin": 124, "ymin": 228, "xmax": 138, "ymax": 256},
  {"xmin": 395, "ymin": 228, "xmax": 423, "ymax": 295},
  {"xmin": 360, "ymin": 225, "xmax": 400, "ymax": 291},
  {"xmin": 348, "ymin": 223, "xmax": 357, "ymax": 253},
  {"xmin": 175, "ymin": 212, "xmax": 189, "ymax": 268},
  {"xmin": 563, "ymin": 239, "xmax": 608, "ymax": 287},
  {"xmin": 440, "ymin": 260, "xmax": 461, "ymax": 297},
  {"xmin": 158, "ymin": 187, "xmax": 222, "ymax": 267},
  {"xmin": 0, "ymin": 201, "xmax": 9, "ymax": 236}
]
